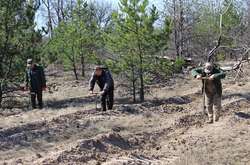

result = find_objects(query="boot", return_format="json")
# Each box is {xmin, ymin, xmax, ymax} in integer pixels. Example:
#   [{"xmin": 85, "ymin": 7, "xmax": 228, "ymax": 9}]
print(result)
[
  {"xmin": 206, "ymin": 113, "xmax": 213, "ymax": 124},
  {"xmin": 214, "ymin": 114, "xmax": 220, "ymax": 122},
  {"xmin": 101, "ymin": 103, "xmax": 107, "ymax": 111},
  {"xmin": 206, "ymin": 117, "xmax": 213, "ymax": 124},
  {"xmin": 107, "ymin": 101, "xmax": 113, "ymax": 110}
]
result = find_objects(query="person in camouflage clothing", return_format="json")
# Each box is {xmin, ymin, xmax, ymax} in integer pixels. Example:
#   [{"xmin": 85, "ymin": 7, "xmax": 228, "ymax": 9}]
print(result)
[
  {"xmin": 89, "ymin": 66, "xmax": 114, "ymax": 111},
  {"xmin": 25, "ymin": 59, "xmax": 46, "ymax": 109},
  {"xmin": 191, "ymin": 62, "xmax": 226, "ymax": 123}
]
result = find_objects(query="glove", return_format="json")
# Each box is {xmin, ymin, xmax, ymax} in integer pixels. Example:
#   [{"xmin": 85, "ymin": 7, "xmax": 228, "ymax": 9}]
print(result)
[
  {"xmin": 196, "ymin": 75, "xmax": 202, "ymax": 80},
  {"xmin": 208, "ymin": 74, "xmax": 215, "ymax": 80},
  {"xmin": 99, "ymin": 91, "xmax": 105, "ymax": 96}
]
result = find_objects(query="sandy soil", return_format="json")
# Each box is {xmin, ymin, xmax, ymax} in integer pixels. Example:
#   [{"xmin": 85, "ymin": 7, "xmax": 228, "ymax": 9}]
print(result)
[{"xmin": 0, "ymin": 64, "xmax": 249, "ymax": 165}]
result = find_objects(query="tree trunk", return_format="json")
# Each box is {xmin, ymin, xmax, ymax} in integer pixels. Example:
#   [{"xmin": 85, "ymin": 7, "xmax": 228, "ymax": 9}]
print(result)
[
  {"xmin": 72, "ymin": 63, "xmax": 78, "ymax": 80},
  {"xmin": 179, "ymin": 0, "xmax": 184, "ymax": 57},
  {"xmin": 174, "ymin": 31, "xmax": 180, "ymax": 57},
  {"xmin": 173, "ymin": 0, "xmax": 185, "ymax": 58},
  {"xmin": 139, "ymin": 64, "xmax": 144, "ymax": 102},
  {"xmin": 132, "ymin": 66, "xmax": 136, "ymax": 103},
  {"xmin": 80, "ymin": 54, "xmax": 85, "ymax": 77},
  {"xmin": 42, "ymin": 0, "xmax": 53, "ymax": 38},
  {"xmin": 0, "ymin": 58, "xmax": 3, "ymax": 108},
  {"xmin": 135, "ymin": 23, "xmax": 144, "ymax": 102},
  {"xmin": 61, "ymin": 0, "xmax": 65, "ymax": 20},
  {"xmin": 173, "ymin": 0, "xmax": 179, "ymax": 57},
  {"xmin": 132, "ymin": 80, "xmax": 136, "ymax": 103},
  {"xmin": 138, "ymin": 50, "xmax": 144, "ymax": 102},
  {"xmin": 0, "ymin": 82, "xmax": 3, "ymax": 108},
  {"xmin": 70, "ymin": 44, "xmax": 78, "ymax": 80},
  {"xmin": 56, "ymin": 0, "xmax": 62, "ymax": 23}
]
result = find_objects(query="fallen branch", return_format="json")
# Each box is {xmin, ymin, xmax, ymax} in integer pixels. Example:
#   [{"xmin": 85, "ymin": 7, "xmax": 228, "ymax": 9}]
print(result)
[
  {"xmin": 221, "ymin": 48, "xmax": 250, "ymax": 71},
  {"xmin": 234, "ymin": 64, "xmax": 244, "ymax": 82}
]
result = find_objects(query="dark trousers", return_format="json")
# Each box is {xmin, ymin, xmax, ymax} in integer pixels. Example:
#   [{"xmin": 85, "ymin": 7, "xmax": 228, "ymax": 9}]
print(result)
[
  {"xmin": 101, "ymin": 90, "xmax": 114, "ymax": 111},
  {"xmin": 31, "ymin": 90, "xmax": 43, "ymax": 109}
]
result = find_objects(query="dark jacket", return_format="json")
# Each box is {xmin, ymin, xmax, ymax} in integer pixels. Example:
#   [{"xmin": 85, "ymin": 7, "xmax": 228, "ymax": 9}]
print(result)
[
  {"xmin": 26, "ymin": 64, "xmax": 46, "ymax": 92},
  {"xmin": 191, "ymin": 67, "xmax": 226, "ymax": 96},
  {"xmin": 89, "ymin": 70, "xmax": 114, "ymax": 93}
]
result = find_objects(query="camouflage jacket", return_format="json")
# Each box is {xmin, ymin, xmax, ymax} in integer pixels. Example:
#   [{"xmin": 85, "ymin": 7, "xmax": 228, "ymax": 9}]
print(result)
[
  {"xmin": 26, "ymin": 64, "xmax": 46, "ymax": 92},
  {"xmin": 191, "ymin": 67, "xmax": 226, "ymax": 96}
]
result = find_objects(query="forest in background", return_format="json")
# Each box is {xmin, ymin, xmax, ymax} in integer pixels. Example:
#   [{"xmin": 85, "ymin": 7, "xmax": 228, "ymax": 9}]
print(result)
[{"xmin": 0, "ymin": 0, "xmax": 249, "ymax": 105}]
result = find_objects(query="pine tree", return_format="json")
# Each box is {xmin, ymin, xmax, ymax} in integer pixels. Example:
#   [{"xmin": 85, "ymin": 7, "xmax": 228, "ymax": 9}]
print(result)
[
  {"xmin": 106, "ymin": 0, "xmax": 171, "ymax": 102},
  {"xmin": 0, "ymin": 0, "xmax": 42, "ymax": 106}
]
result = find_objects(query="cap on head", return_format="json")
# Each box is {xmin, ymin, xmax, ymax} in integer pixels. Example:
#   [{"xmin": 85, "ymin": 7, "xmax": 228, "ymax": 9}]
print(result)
[
  {"xmin": 204, "ymin": 62, "xmax": 214, "ymax": 74},
  {"xmin": 27, "ymin": 59, "xmax": 33, "ymax": 67},
  {"xmin": 94, "ymin": 65, "xmax": 106, "ymax": 71},
  {"xmin": 94, "ymin": 65, "xmax": 105, "ymax": 76}
]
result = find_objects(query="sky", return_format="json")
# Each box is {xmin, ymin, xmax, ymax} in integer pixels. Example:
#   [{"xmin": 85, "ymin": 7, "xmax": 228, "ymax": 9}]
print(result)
[
  {"xmin": 35, "ymin": 0, "xmax": 164, "ymax": 29},
  {"xmin": 98, "ymin": 0, "xmax": 164, "ymax": 10}
]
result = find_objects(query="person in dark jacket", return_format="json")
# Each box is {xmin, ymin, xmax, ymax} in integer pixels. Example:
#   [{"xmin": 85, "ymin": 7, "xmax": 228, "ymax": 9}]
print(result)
[
  {"xmin": 191, "ymin": 62, "xmax": 226, "ymax": 123},
  {"xmin": 25, "ymin": 59, "xmax": 46, "ymax": 109},
  {"xmin": 89, "ymin": 66, "xmax": 114, "ymax": 111}
]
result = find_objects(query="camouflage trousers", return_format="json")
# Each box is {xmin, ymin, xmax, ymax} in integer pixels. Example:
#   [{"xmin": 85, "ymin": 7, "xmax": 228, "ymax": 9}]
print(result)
[{"xmin": 206, "ymin": 93, "xmax": 222, "ymax": 122}]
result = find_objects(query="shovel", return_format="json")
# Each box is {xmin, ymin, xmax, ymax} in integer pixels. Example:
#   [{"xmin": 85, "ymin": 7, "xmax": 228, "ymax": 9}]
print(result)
[
  {"xmin": 91, "ymin": 92, "xmax": 101, "ymax": 111},
  {"xmin": 202, "ymin": 77, "xmax": 208, "ymax": 115},
  {"xmin": 21, "ymin": 87, "xmax": 34, "ymax": 111}
]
